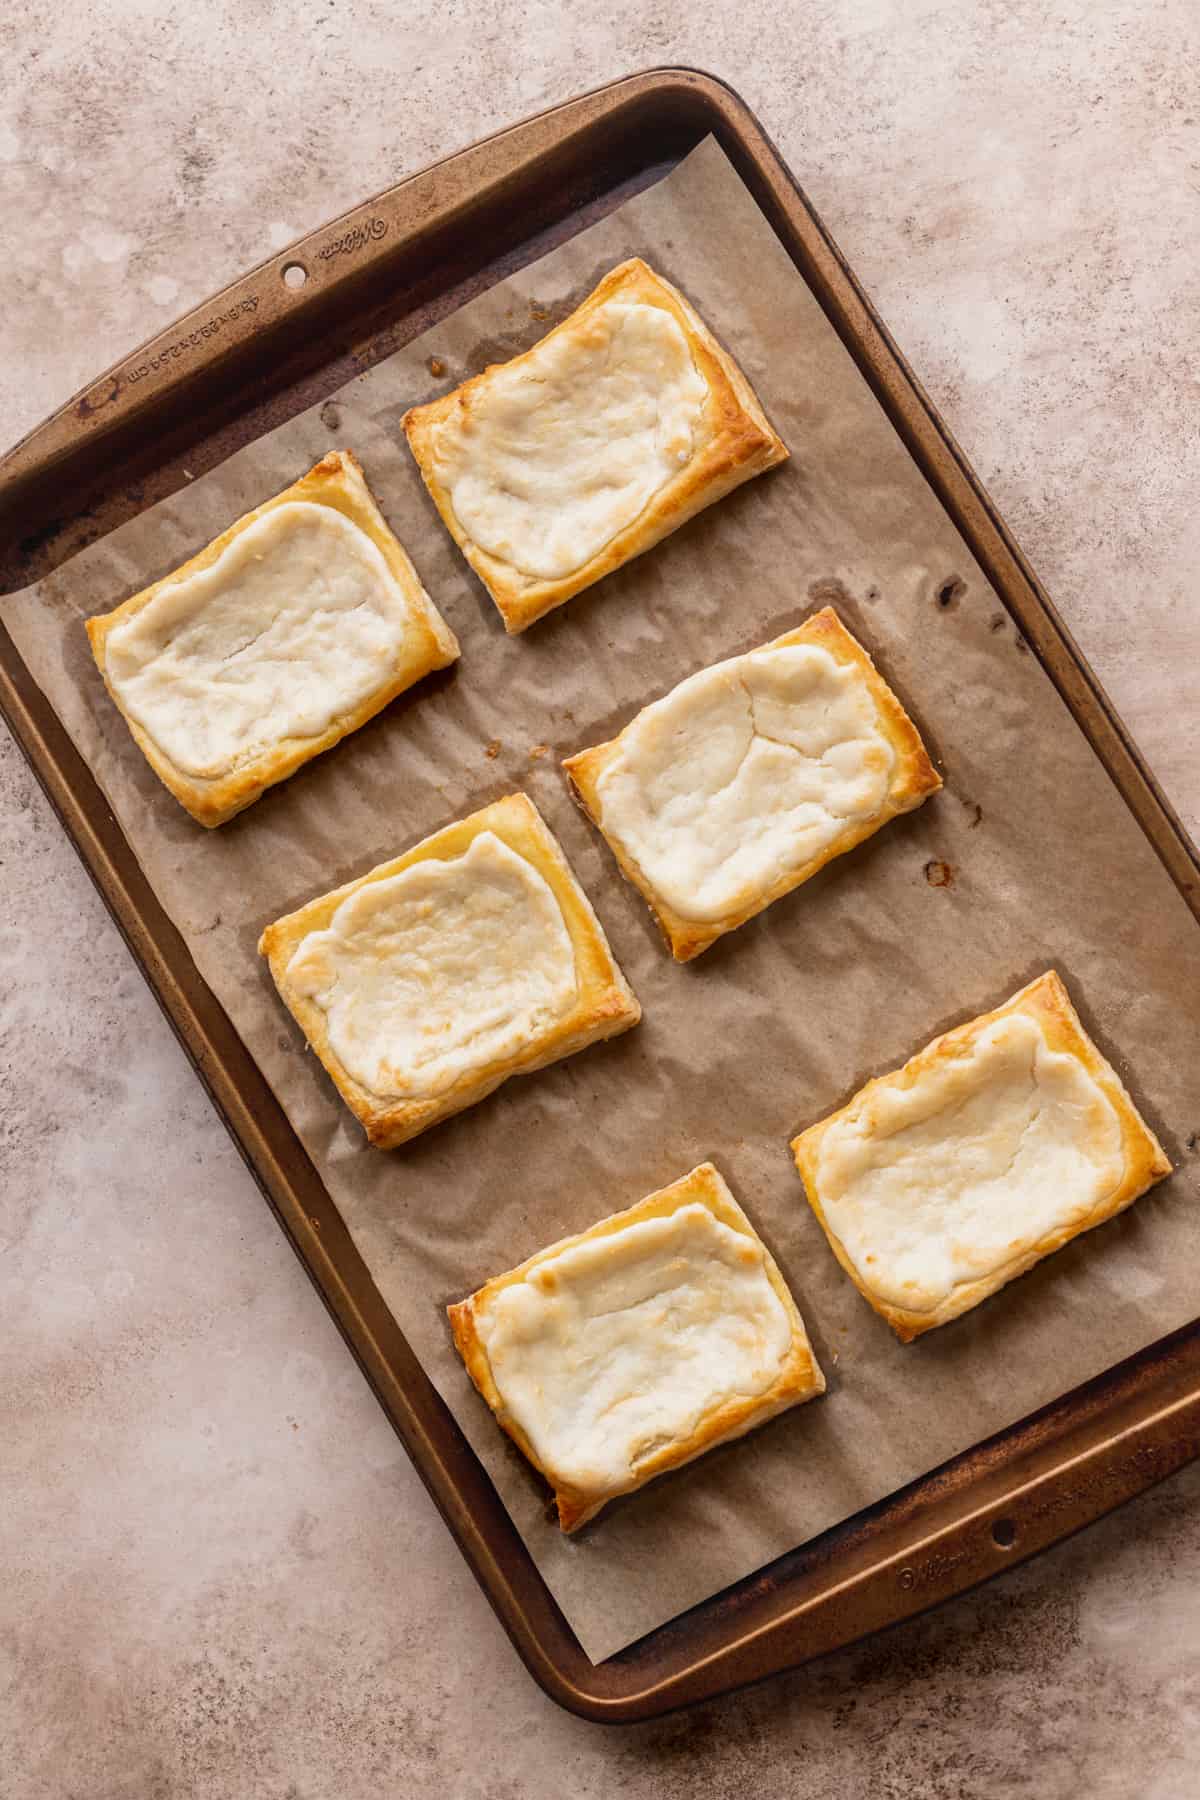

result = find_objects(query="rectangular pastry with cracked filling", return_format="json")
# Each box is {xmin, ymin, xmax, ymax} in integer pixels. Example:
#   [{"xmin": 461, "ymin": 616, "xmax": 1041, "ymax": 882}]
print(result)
[
  {"xmin": 791, "ymin": 971, "xmax": 1172, "ymax": 1341},
  {"xmin": 402, "ymin": 258, "xmax": 788, "ymax": 633},
  {"xmin": 86, "ymin": 451, "xmax": 460, "ymax": 827},
  {"xmin": 564, "ymin": 606, "xmax": 941, "ymax": 960},
  {"xmin": 449, "ymin": 1161, "xmax": 825, "ymax": 1531},
  {"xmin": 259, "ymin": 792, "xmax": 641, "ymax": 1148}
]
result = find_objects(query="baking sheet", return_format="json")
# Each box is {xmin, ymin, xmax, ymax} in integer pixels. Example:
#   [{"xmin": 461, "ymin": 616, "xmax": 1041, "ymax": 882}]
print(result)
[{"xmin": 6, "ymin": 137, "xmax": 1200, "ymax": 1662}]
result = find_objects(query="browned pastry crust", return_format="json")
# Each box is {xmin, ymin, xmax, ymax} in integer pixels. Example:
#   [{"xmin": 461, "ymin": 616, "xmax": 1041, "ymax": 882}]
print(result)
[
  {"xmin": 565, "ymin": 606, "xmax": 942, "ymax": 960},
  {"xmin": 86, "ymin": 450, "xmax": 460, "ymax": 827},
  {"xmin": 449, "ymin": 1161, "xmax": 825, "ymax": 1531},
  {"xmin": 258, "ymin": 792, "xmax": 641, "ymax": 1149},
  {"xmin": 791, "ymin": 970, "xmax": 1172, "ymax": 1341},
  {"xmin": 402, "ymin": 258, "xmax": 788, "ymax": 632}
]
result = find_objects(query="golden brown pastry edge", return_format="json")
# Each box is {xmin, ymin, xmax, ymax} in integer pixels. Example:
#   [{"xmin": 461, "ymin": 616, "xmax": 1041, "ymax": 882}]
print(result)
[
  {"xmin": 790, "ymin": 969, "xmax": 1172, "ymax": 1342},
  {"xmin": 402, "ymin": 257, "xmax": 789, "ymax": 634},
  {"xmin": 448, "ymin": 1160, "xmax": 825, "ymax": 1531},
  {"xmin": 258, "ymin": 791, "xmax": 641, "ymax": 1149},
  {"xmin": 85, "ymin": 450, "xmax": 460, "ymax": 827},
  {"xmin": 563, "ymin": 606, "xmax": 942, "ymax": 960}
]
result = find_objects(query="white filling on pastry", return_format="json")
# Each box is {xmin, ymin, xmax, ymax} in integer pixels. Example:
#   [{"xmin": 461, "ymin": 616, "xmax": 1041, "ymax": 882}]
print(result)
[
  {"xmin": 592, "ymin": 644, "xmax": 895, "ymax": 923},
  {"xmin": 432, "ymin": 300, "xmax": 708, "ymax": 581},
  {"xmin": 104, "ymin": 501, "xmax": 421, "ymax": 779},
  {"xmin": 284, "ymin": 832, "xmax": 578, "ymax": 1099},
  {"xmin": 815, "ymin": 1013, "xmax": 1126, "ymax": 1314},
  {"xmin": 475, "ymin": 1202, "xmax": 793, "ymax": 1495}
]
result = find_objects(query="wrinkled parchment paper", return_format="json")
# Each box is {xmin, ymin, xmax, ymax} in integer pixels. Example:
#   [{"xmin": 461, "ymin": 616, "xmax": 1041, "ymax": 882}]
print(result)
[{"xmin": 7, "ymin": 139, "xmax": 1200, "ymax": 1662}]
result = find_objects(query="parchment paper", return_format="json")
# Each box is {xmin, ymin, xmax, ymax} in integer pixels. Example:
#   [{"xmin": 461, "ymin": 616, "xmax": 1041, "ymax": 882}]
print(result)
[{"xmin": 7, "ymin": 139, "xmax": 1200, "ymax": 1662}]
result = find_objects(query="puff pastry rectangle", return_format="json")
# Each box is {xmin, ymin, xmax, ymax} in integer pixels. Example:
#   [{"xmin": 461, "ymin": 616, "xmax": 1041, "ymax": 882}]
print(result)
[
  {"xmin": 791, "ymin": 971, "xmax": 1172, "ymax": 1341},
  {"xmin": 86, "ymin": 451, "xmax": 460, "ymax": 826},
  {"xmin": 449, "ymin": 1162, "xmax": 825, "ymax": 1531},
  {"xmin": 565, "ymin": 607, "xmax": 941, "ymax": 959},
  {"xmin": 403, "ymin": 258, "xmax": 788, "ymax": 633},
  {"xmin": 259, "ymin": 792, "xmax": 640, "ymax": 1148}
]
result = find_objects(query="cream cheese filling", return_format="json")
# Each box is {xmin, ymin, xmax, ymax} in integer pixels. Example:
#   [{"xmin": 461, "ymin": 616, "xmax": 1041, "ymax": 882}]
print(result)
[
  {"xmin": 104, "ymin": 501, "xmax": 420, "ymax": 780},
  {"xmin": 815, "ymin": 1013, "xmax": 1126, "ymax": 1313},
  {"xmin": 432, "ymin": 300, "xmax": 709, "ymax": 581},
  {"xmin": 285, "ymin": 832, "xmax": 579, "ymax": 1099},
  {"xmin": 476, "ymin": 1202, "xmax": 793, "ymax": 1494},
  {"xmin": 593, "ymin": 643, "xmax": 896, "ymax": 923}
]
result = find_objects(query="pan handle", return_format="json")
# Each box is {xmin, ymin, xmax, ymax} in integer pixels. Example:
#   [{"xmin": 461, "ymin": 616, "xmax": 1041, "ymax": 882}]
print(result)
[{"xmin": 0, "ymin": 67, "xmax": 704, "ymax": 504}]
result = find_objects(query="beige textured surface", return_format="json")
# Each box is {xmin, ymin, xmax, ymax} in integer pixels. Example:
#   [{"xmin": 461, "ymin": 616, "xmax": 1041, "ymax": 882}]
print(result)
[{"xmin": 3, "ymin": 2, "xmax": 1200, "ymax": 1793}]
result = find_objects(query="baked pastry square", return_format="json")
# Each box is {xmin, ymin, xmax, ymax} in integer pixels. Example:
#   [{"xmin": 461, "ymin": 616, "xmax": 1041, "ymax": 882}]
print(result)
[
  {"xmin": 565, "ymin": 607, "xmax": 941, "ymax": 960},
  {"xmin": 259, "ymin": 792, "xmax": 640, "ymax": 1148},
  {"xmin": 791, "ymin": 971, "xmax": 1171, "ymax": 1342},
  {"xmin": 449, "ymin": 1161, "xmax": 825, "ymax": 1531},
  {"xmin": 402, "ymin": 257, "xmax": 788, "ymax": 633},
  {"xmin": 86, "ymin": 451, "xmax": 460, "ymax": 827}
]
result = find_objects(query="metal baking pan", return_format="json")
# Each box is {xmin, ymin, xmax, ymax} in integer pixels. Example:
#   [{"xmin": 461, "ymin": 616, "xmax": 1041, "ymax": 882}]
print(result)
[{"xmin": 3, "ymin": 68, "xmax": 1200, "ymax": 1721}]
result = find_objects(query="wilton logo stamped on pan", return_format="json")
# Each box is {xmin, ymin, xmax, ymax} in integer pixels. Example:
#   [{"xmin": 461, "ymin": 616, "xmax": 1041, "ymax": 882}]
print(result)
[
  {"xmin": 318, "ymin": 217, "xmax": 388, "ymax": 262},
  {"xmin": 897, "ymin": 1545, "xmax": 969, "ymax": 1592}
]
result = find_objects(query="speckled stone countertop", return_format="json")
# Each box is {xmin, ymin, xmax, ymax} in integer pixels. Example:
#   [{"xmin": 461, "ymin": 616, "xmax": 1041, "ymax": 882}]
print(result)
[{"xmin": 4, "ymin": 4, "xmax": 1199, "ymax": 1796}]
